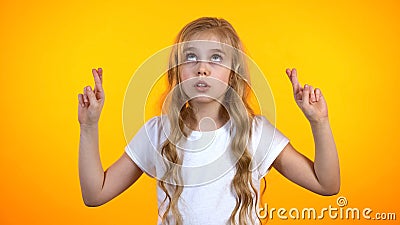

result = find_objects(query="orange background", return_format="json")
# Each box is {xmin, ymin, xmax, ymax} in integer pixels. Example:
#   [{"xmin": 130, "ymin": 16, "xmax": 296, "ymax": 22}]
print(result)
[{"xmin": 1, "ymin": 0, "xmax": 399, "ymax": 224}]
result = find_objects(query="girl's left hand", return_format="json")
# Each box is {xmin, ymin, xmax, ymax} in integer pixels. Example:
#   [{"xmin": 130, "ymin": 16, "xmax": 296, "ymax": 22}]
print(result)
[{"xmin": 285, "ymin": 68, "xmax": 328, "ymax": 124}]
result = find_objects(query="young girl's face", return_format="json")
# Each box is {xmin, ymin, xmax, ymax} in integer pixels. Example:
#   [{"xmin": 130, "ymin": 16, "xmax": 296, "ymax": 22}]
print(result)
[{"xmin": 179, "ymin": 32, "xmax": 233, "ymax": 104}]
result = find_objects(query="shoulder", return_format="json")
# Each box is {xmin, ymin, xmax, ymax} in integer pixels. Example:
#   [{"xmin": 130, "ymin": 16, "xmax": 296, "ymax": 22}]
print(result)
[
  {"xmin": 125, "ymin": 115, "xmax": 169, "ymax": 158},
  {"xmin": 140, "ymin": 115, "xmax": 170, "ymax": 143},
  {"xmin": 144, "ymin": 115, "xmax": 162, "ymax": 127},
  {"xmin": 249, "ymin": 115, "xmax": 290, "ymax": 179},
  {"xmin": 252, "ymin": 115, "xmax": 268, "ymax": 125},
  {"xmin": 251, "ymin": 115, "xmax": 275, "ymax": 133},
  {"xmin": 143, "ymin": 115, "xmax": 169, "ymax": 131},
  {"xmin": 250, "ymin": 115, "xmax": 269, "ymax": 142},
  {"xmin": 249, "ymin": 114, "xmax": 289, "ymax": 154}
]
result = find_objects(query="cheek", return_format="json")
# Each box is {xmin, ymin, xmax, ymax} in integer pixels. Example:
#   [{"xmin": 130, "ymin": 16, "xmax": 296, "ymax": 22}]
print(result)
[
  {"xmin": 213, "ymin": 67, "xmax": 231, "ymax": 84},
  {"xmin": 179, "ymin": 66, "xmax": 192, "ymax": 81}
]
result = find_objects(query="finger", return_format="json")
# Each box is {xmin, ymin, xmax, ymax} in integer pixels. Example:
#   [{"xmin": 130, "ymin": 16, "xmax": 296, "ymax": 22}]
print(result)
[
  {"xmin": 83, "ymin": 87, "xmax": 89, "ymax": 103},
  {"xmin": 309, "ymin": 85, "xmax": 316, "ymax": 103},
  {"xmin": 295, "ymin": 91, "xmax": 302, "ymax": 100},
  {"xmin": 285, "ymin": 68, "xmax": 294, "ymax": 92},
  {"xmin": 315, "ymin": 88, "xmax": 322, "ymax": 101},
  {"xmin": 285, "ymin": 68, "xmax": 291, "ymax": 76},
  {"xmin": 302, "ymin": 84, "xmax": 310, "ymax": 104},
  {"xmin": 98, "ymin": 67, "xmax": 103, "ymax": 83},
  {"xmin": 289, "ymin": 68, "xmax": 302, "ymax": 95},
  {"xmin": 85, "ymin": 86, "xmax": 97, "ymax": 105},
  {"xmin": 92, "ymin": 69, "xmax": 103, "ymax": 93},
  {"xmin": 78, "ymin": 94, "xmax": 85, "ymax": 107}
]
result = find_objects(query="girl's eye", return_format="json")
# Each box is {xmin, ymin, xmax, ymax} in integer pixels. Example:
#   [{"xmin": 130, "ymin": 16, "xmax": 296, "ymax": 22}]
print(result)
[
  {"xmin": 210, "ymin": 54, "xmax": 223, "ymax": 62},
  {"xmin": 185, "ymin": 53, "xmax": 197, "ymax": 62}
]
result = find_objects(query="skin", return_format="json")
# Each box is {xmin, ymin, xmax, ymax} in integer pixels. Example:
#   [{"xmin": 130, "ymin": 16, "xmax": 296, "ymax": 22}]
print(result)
[
  {"xmin": 78, "ymin": 48, "xmax": 339, "ymax": 208},
  {"xmin": 272, "ymin": 68, "xmax": 340, "ymax": 196},
  {"xmin": 179, "ymin": 34, "xmax": 232, "ymax": 131},
  {"xmin": 78, "ymin": 68, "xmax": 143, "ymax": 207}
]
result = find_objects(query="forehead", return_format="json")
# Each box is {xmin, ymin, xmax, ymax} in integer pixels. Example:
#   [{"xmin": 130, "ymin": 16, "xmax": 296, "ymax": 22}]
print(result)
[
  {"xmin": 182, "ymin": 41, "xmax": 226, "ymax": 52},
  {"xmin": 188, "ymin": 31, "xmax": 223, "ymax": 42},
  {"xmin": 182, "ymin": 31, "xmax": 233, "ymax": 52}
]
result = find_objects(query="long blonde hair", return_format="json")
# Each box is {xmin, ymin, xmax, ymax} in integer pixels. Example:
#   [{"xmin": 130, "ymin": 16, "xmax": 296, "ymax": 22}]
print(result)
[{"xmin": 158, "ymin": 17, "xmax": 263, "ymax": 225}]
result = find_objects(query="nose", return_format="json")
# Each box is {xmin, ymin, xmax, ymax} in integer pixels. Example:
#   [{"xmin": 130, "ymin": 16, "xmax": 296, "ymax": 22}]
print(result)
[
  {"xmin": 198, "ymin": 71, "xmax": 208, "ymax": 76},
  {"xmin": 197, "ymin": 62, "xmax": 210, "ymax": 76}
]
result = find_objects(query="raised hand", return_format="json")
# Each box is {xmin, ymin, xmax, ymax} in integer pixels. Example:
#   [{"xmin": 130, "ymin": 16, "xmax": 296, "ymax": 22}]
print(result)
[
  {"xmin": 78, "ymin": 68, "xmax": 105, "ymax": 126},
  {"xmin": 285, "ymin": 68, "xmax": 328, "ymax": 124}
]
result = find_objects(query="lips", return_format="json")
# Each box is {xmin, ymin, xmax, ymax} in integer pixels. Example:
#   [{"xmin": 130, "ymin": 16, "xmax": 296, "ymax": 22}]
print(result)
[
  {"xmin": 194, "ymin": 80, "xmax": 210, "ymax": 88},
  {"xmin": 193, "ymin": 80, "xmax": 210, "ymax": 92}
]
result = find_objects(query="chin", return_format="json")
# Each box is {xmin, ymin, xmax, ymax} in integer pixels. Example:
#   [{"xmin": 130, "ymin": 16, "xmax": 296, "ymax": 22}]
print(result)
[{"xmin": 190, "ymin": 96, "xmax": 216, "ymax": 104}]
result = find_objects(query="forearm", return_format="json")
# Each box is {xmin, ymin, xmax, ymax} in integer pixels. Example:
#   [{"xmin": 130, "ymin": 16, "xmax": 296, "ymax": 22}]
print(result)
[
  {"xmin": 79, "ymin": 124, "xmax": 105, "ymax": 205},
  {"xmin": 311, "ymin": 119, "xmax": 340, "ymax": 194}
]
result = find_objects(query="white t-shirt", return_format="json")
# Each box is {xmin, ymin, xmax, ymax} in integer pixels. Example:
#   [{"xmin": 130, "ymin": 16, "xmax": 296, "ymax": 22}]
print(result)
[{"xmin": 125, "ymin": 115, "xmax": 289, "ymax": 225}]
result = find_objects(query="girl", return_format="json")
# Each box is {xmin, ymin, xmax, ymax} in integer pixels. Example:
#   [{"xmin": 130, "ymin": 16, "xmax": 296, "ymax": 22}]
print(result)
[{"xmin": 78, "ymin": 17, "xmax": 340, "ymax": 225}]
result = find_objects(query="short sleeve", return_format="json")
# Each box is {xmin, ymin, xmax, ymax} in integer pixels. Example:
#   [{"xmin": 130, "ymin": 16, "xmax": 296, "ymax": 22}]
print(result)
[
  {"xmin": 250, "ymin": 116, "xmax": 290, "ymax": 180},
  {"xmin": 124, "ymin": 116, "xmax": 161, "ymax": 177}
]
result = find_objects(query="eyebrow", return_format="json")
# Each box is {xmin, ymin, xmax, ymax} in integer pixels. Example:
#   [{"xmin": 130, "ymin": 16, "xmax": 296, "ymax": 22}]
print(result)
[{"xmin": 182, "ymin": 46, "xmax": 226, "ymax": 55}]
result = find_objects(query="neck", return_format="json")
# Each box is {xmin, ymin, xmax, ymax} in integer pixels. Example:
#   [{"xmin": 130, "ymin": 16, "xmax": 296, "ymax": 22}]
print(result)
[{"xmin": 189, "ymin": 100, "xmax": 228, "ymax": 131}]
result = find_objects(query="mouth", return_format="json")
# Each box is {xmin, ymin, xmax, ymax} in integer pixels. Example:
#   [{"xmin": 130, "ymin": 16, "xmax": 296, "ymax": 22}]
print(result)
[
  {"xmin": 193, "ymin": 80, "xmax": 210, "ymax": 92},
  {"xmin": 194, "ymin": 80, "xmax": 210, "ymax": 88}
]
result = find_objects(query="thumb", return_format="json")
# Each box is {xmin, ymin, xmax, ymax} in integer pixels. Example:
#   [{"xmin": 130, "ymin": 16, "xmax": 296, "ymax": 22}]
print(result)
[{"xmin": 85, "ymin": 86, "xmax": 97, "ymax": 105}]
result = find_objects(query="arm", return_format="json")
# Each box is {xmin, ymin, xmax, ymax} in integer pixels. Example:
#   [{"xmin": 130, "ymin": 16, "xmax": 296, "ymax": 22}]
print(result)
[
  {"xmin": 272, "ymin": 68, "xmax": 340, "ymax": 196},
  {"xmin": 78, "ymin": 68, "xmax": 143, "ymax": 207}
]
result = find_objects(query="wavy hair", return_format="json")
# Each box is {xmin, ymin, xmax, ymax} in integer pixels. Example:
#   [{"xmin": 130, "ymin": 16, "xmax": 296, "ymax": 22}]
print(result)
[{"xmin": 158, "ymin": 17, "xmax": 265, "ymax": 225}]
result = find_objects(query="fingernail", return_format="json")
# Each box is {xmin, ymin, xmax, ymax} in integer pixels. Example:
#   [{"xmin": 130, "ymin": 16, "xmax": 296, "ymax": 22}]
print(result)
[
  {"xmin": 88, "ymin": 86, "xmax": 91, "ymax": 91},
  {"xmin": 305, "ymin": 84, "xmax": 308, "ymax": 88}
]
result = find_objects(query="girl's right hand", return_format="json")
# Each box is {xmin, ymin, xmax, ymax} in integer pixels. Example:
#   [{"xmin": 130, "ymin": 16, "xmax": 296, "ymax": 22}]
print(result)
[{"xmin": 78, "ymin": 68, "xmax": 105, "ymax": 126}]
